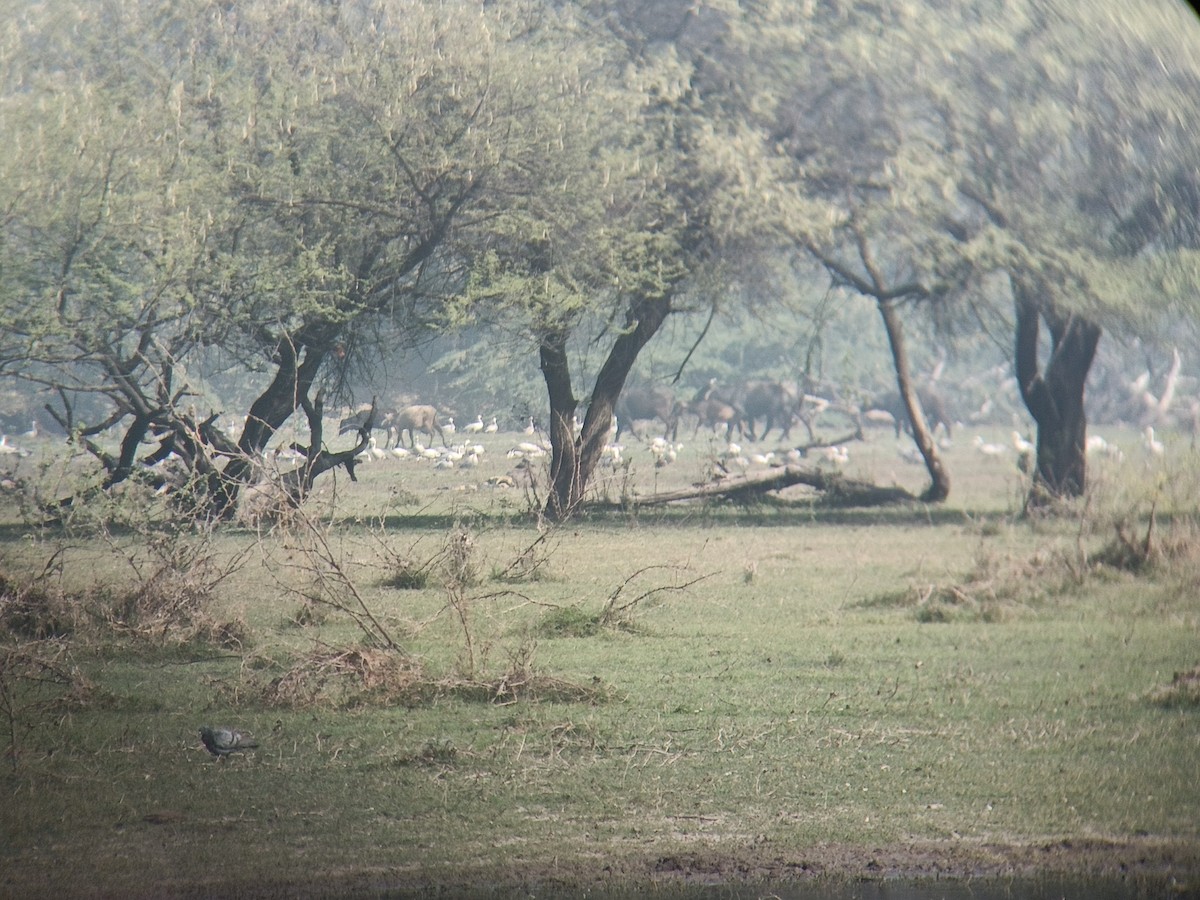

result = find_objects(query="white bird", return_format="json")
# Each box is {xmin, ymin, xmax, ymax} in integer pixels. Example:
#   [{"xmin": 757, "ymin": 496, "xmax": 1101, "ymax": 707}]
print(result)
[
  {"xmin": 973, "ymin": 435, "xmax": 1006, "ymax": 457},
  {"xmin": 523, "ymin": 417, "xmax": 536, "ymax": 435},
  {"xmin": 443, "ymin": 417, "xmax": 456, "ymax": 435},
  {"xmin": 390, "ymin": 446, "xmax": 411, "ymax": 460},
  {"xmin": 649, "ymin": 438, "xmax": 682, "ymax": 467},
  {"xmin": 21, "ymin": 421, "xmax": 40, "ymax": 440},
  {"xmin": 820, "ymin": 445, "xmax": 849, "ymax": 466},
  {"xmin": 1011, "ymin": 431, "xmax": 1035, "ymax": 455},
  {"xmin": 484, "ymin": 416, "xmax": 499, "ymax": 434},
  {"xmin": 464, "ymin": 415, "xmax": 485, "ymax": 434},
  {"xmin": 368, "ymin": 435, "xmax": 386, "ymax": 460},
  {"xmin": 1086, "ymin": 434, "xmax": 1124, "ymax": 461},
  {"xmin": 1143, "ymin": 426, "xmax": 1164, "ymax": 457},
  {"xmin": 0, "ymin": 435, "xmax": 21, "ymax": 456}
]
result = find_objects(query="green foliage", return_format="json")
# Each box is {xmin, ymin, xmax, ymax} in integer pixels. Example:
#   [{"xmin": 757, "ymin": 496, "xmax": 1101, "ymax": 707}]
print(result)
[{"xmin": 1, "ymin": 0, "xmax": 1199, "ymax": 521}]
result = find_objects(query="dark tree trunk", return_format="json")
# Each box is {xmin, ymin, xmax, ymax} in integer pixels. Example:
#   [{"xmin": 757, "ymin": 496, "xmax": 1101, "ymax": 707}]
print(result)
[
  {"xmin": 878, "ymin": 300, "xmax": 950, "ymax": 503},
  {"xmin": 213, "ymin": 330, "xmax": 331, "ymax": 517},
  {"xmin": 542, "ymin": 294, "xmax": 672, "ymax": 522},
  {"xmin": 1014, "ymin": 280, "xmax": 1101, "ymax": 504},
  {"xmin": 541, "ymin": 328, "xmax": 582, "ymax": 521}
]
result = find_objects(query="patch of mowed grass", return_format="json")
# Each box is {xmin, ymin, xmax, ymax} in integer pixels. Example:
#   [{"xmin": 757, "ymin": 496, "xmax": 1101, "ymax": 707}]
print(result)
[{"xmin": 1, "ymin": 435, "xmax": 1199, "ymax": 896}]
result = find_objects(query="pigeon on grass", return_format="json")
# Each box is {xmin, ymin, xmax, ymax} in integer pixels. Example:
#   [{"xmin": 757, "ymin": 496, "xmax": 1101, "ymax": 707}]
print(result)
[{"xmin": 199, "ymin": 725, "xmax": 259, "ymax": 759}]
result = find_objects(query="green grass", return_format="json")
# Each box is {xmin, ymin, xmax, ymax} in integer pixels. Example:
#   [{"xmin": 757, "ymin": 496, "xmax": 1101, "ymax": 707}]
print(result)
[{"xmin": 0, "ymin": 425, "xmax": 1198, "ymax": 897}]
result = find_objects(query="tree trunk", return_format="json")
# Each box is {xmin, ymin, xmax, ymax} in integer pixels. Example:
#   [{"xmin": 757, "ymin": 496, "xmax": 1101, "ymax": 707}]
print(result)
[
  {"xmin": 1014, "ymin": 280, "xmax": 1101, "ymax": 504},
  {"xmin": 542, "ymin": 294, "xmax": 672, "ymax": 522},
  {"xmin": 214, "ymin": 331, "xmax": 330, "ymax": 517},
  {"xmin": 878, "ymin": 300, "xmax": 950, "ymax": 502},
  {"xmin": 540, "ymin": 328, "xmax": 582, "ymax": 521}
]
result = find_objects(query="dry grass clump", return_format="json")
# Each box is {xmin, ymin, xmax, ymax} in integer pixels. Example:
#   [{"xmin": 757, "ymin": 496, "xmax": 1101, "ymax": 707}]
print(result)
[
  {"xmin": 1147, "ymin": 665, "xmax": 1200, "ymax": 708},
  {"xmin": 1092, "ymin": 511, "xmax": 1200, "ymax": 576},
  {"xmin": 382, "ymin": 560, "xmax": 434, "ymax": 590},
  {"xmin": 892, "ymin": 508, "xmax": 1200, "ymax": 624},
  {"xmin": 261, "ymin": 646, "xmax": 429, "ymax": 708},
  {"xmin": 450, "ymin": 642, "xmax": 613, "ymax": 705},
  {"xmin": 876, "ymin": 546, "xmax": 1082, "ymax": 624},
  {"xmin": 259, "ymin": 642, "xmax": 611, "ymax": 710},
  {"xmin": 1, "ymin": 561, "xmax": 246, "ymax": 650},
  {"xmin": 104, "ymin": 571, "xmax": 248, "ymax": 649},
  {"xmin": 912, "ymin": 554, "xmax": 1065, "ymax": 624},
  {"xmin": 0, "ymin": 569, "xmax": 79, "ymax": 639}
]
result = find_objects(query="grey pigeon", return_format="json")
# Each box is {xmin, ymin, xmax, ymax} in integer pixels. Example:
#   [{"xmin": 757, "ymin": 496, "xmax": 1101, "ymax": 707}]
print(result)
[{"xmin": 199, "ymin": 725, "xmax": 259, "ymax": 758}]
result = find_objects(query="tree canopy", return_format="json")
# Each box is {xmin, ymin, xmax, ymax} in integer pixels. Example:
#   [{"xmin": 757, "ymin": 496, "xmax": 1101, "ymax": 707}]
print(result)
[{"xmin": 1, "ymin": 0, "xmax": 1197, "ymax": 520}]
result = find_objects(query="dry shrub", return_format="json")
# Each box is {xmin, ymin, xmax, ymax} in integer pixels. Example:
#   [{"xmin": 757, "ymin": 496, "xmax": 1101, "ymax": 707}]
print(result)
[
  {"xmin": 451, "ymin": 642, "xmax": 613, "ymax": 705},
  {"xmin": 492, "ymin": 530, "xmax": 560, "ymax": 584},
  {"xmin": 1093, "ymin": 512, "xmax": 1200, "ymax": 576},
  {"xmin": 470, "ymin": 670, "xmax": 612, "ymax": 705},
  {"xmin": 442, "ymin": 526, "xmax": 478, "ymax": 588},
  {"xmin": 236, "ymin": 479, "xmax": 298, "ymax": 528},
  {"xmin": 1147, "ymin": 665, "xmax": 1200, "ymax": 708},
  {"xmin": 383, "ymin": 561, "xmax": 432, "ymax": 590},
  {"xmin": 911, "ymin": 546, "xmax": 1083, "ymax": 624},
  {"xmin": 913, "ymin": 583, "xmax": 1020, "ymax": 624},
  {"xmin": 0, "ymin": 569, "xmax": 78, "ymax": 639},
  {"xmin": 1, "ymin": 638, "xmax": 95, "ymax": 773},
  {"xmin": 261, "ymin": 646, "xmax": 429, "ymax": 708},
  {"xmin": 259, "ymin": 642, "xmax": 611, "ymax": 710},
  {"xmin": 105, "ymin": 571, "xmax": 248, "ymax": 649}
]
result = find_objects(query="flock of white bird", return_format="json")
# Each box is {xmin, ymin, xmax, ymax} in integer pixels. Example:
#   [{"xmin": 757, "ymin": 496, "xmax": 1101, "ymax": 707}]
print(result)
[
  {"xmin": 0, "ymin": 408, "xmax": 1176, "ymax": 493},
  {"xmin": 958, "ymin": 426, "xmax": 1168, "ymax": 466},
  {"xmin": 340, "ymin": 413, "xmax": 551, "ymax": 473}
]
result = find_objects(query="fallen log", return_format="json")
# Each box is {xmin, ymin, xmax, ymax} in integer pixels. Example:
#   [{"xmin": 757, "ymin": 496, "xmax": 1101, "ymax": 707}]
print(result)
[{"xmin": 594, "ymin": 465, "xmax": 917, "ymax": 508}]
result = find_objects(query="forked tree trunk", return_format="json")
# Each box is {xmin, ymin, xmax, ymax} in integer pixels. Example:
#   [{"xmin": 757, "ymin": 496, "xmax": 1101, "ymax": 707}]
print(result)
[
  {"xmin": 878, "ymin": 300, "xmax": 950, "ymax": 503},
  {"xmin": 214, "ymin": 331, "xmax": 330, "ymax": 517},
  {"xmin": 542, "ymin": 294, "xmax": 672, "ymax": 522},
  {"xmin": 1014, "ymin": 281, "xmax": 1101, "ymax": 505}
]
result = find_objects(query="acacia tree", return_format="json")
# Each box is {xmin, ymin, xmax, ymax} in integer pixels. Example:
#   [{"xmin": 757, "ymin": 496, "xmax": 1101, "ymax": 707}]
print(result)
[
  {"xmin": 756, "ymin": 3, "xmax": 977, "ymax": 502},
  {"xmin": 756, "ymin": 0, "xmax": 1200, "ymax": 504},
  {"xmin": 456, "ymin": 0, "xmax": 775, "ymax": 522},
  {"xmin": 0, "ymin": 0, "xmax": 613, "ymax": 520},
  {"xmin": 931, "ymin": 0, "xmax": 1200, "ymax": 502}
]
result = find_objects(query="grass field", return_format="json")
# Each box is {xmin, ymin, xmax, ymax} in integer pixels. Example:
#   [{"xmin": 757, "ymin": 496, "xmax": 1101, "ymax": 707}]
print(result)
[{"xmin": 0, "ymin": 422, "xmax": 1198, "ymax": 897}]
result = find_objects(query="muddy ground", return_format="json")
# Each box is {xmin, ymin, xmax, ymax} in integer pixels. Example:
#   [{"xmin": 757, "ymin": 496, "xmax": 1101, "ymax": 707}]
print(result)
[{"xmin": 158, "ymin": 836, "xmax": 1199, "ymax": 898}]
